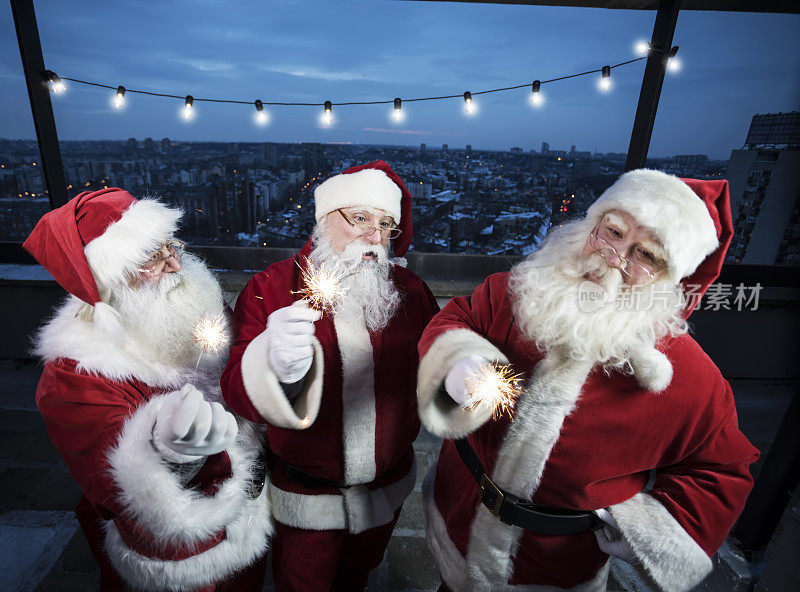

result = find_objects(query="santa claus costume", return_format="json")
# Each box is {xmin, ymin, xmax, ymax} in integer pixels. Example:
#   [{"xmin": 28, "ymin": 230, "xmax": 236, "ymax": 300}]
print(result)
[
  {"xmin": 221, "ymin": 161, "xmax": 439, "ymax": 590},
  {"xmin": 25, "ymin": 189, "xmax": 272, "ymax": 592},
  {"xmin": 417, "ymin": 171, "xmax": 759, "ymax": 592}
]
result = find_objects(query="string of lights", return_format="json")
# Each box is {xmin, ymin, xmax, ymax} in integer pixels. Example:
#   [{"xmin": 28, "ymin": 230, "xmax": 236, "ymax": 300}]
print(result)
[{"xmin": 42, "ymin": 41, "xmax": 678, "ymax": 127}]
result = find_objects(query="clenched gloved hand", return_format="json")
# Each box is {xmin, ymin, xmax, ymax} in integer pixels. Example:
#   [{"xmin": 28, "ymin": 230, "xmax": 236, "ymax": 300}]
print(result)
[
  {"xmin": 266, "ymin": 301, "xmax": 322, "ymax": 383},
  {"xmin": 154, "ymin": 384, "xmax": 238, "ymax": 460},
  {"xmin": 444, "ymin": 354, "xmax": 489, "ymax": 406}
]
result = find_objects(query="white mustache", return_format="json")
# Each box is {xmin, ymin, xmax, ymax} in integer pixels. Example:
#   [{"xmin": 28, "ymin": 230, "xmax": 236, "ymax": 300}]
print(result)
[{"xmin": 341, "ymin": 240, "xmax": 388, "ymax": 265}]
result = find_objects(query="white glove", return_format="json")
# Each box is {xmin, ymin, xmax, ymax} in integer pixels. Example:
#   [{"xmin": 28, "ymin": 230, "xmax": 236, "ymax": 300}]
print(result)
[
  {"xmin": 154, "ymin": 384, "xmax": 239, "ymax": 459},
  {"xmin": 266, "ymin": 301, "xmax": 322, "ymax": 383},
  {"xmin": 594, "ymin": 508, "xmax": 639, "ymax": 563},
  {"xmin": 444, "ymin": 354, "xmax": 489, "ymax": 406}
]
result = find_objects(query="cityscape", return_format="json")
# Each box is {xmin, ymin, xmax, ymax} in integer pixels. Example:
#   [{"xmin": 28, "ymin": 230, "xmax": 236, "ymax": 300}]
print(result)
[{"xmin": 1, "ymin": 110, "xmax": 797, "ymax": 264}]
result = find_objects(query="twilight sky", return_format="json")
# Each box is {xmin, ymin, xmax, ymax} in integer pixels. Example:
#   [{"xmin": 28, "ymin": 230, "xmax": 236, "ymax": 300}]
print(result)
[{"xmin": 1, "ymin": 0, "xmax": 798, "ymax": 160}]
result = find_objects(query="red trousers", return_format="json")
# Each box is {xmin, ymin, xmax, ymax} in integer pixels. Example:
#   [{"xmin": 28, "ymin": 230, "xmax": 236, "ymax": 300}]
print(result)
[
  {"xmin": 271, "ymin": 509, "xmax": 401, "ymax": 592},
  {"xmin": 76, "ymin": 496, "xmax": 268, "ymax": 592}
]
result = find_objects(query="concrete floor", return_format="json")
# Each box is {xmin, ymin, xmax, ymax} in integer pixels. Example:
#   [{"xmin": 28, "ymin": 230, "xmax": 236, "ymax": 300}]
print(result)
[{"xmin": 0, "ymin": 357, "xmax": 794, "ymax": 592}]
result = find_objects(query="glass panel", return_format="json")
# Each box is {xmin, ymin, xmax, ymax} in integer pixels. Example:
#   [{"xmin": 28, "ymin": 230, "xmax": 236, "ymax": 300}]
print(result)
[{"xmin": 2, "ymin": 3, "xmax": 797, "ymax": 265}]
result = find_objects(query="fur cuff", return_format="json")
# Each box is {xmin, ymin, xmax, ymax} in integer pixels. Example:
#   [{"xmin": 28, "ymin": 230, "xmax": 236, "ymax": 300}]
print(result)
[
  {"xmin": 418, "ymin": 328, "xmax": 509, "ymax": 439},
  {"xmin": 104, "ymin": 485, "xmax": 271, "ymax": 592},
  {"xmin": 607, "ymin": 493, "xmax": 712, "ymax": 592},
  {"xmin": 240, "ymin": 329, "xmax": 324, "ymax": 429},
  {"xmin": 107, "ymin": 395, "xmax": 265, "ymax": 546}
]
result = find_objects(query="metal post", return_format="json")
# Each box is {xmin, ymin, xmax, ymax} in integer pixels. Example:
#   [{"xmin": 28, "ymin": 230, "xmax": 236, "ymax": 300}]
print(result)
[
  {"xmin": 734, "ymin": 388, "xmax": 800, "ymax": 555},
  {"xmin": 625, "ymin": 0, "xmax": 681, "ymax": 172},
  {"xmin": 11, "ymin": 0, "xmax": 68, "ymax": 209}
]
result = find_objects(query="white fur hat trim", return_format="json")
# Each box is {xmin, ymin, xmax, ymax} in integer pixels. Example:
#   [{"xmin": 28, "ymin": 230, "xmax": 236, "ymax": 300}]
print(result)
[
  {"xmin": 314, "ymin": 168, "xmax": 402, "ymax": 222},
  {"xmin": 83, "ymin": 199, "xmax": 181, "ymax": 292}
]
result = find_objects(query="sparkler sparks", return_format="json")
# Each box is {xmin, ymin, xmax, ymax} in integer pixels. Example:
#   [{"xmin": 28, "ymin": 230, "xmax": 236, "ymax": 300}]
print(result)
[
  {"xmin": 292, "ymin": 259, "xmax": 350, "ymax": 313},
  {"xmin": 193, "ymin": 315, "xmax": 228, "ymax": 353},
  {"xmin": 463, "ymin": 362, "xmax": 522, "ymax": 419},
  {"xmin": 192, "ymin": 314, "xmax": 229, "ymax": 372}
]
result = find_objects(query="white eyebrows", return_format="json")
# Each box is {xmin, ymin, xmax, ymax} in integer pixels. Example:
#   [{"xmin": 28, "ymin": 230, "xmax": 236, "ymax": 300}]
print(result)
[
  {"xmin": 640, "ymin": 238, "xmax": 668, "ymax": 261},
  {"xmin": 603, "ymin": 212, "xmax": 629, "ymax": 232}
]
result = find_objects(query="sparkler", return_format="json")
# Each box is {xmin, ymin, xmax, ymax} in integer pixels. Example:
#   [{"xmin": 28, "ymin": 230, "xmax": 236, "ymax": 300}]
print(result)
[
  {"xmin": 192, "ymin": 314, "xmax": 229, "ymax": 372},
  {"xmin": 463, "ymin": 362, "xmax": 522, "ymax": 420},
  {"xmin": 292, "ymin": 259, "xmax": 350, "ymax": 313}
]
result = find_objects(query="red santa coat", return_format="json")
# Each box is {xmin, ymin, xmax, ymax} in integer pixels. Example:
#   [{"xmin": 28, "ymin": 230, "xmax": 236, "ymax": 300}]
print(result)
[
  {"xmin": 221, "ymin": 241, "xmax": 439, "ymax": 534},
  {"xmin": 34, "ymin": 297, "xmax": 272, "ymax": 592},
  {"xmin": 417, "ymin": 272, "xmax": 759, "ymax": 592}
]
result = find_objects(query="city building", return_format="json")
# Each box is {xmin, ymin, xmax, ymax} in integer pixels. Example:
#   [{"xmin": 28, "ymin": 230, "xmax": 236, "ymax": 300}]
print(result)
[{"xmin": 726, "ymin": 112, "xmax": 800, "ymax": 264}]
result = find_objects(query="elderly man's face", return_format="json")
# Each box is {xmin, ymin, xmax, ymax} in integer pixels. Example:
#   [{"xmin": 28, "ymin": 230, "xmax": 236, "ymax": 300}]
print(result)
[
  {"xmin": 580, "ymin": 209, "xmax": 668, "ymax": 286},
  {"xmin": 135, "ymin": 240, "xmax": 183, "ymax": 285},
  {"xmin": 326, "ymin": 207, "xmax": 393, "ymax": 257}
]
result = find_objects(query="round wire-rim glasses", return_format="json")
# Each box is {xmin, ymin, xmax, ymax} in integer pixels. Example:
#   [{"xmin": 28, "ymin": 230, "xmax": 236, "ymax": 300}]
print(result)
[
  {"xmin": 589, "ymin": 226, "xmax": 665, "ymax": 282},
  {"xmin": 137, "ymin": 240, "xmax": 186, "ymax": 275},
  {"xmin": 337, "ymin": 209, "xmax": 402, "ymax": 239}
]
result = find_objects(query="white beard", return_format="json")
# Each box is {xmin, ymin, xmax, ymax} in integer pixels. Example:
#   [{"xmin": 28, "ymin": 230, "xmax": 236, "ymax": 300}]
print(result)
[
  {"xmin": 308, "ymin": 219, "xmax": 401, "ymax": 332},
  {"xmin": 109, "ymin": 253, "xmax": 227, "ymax": 369},
  {"xmin": 509, "ymin": 219, "xmax": 687, "ymax": 372}
]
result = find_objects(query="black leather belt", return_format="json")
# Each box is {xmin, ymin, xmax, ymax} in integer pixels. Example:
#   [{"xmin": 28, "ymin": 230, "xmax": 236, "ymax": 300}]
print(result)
[
  {"xmin": 455, "ymin": 439, "xmax": 600, "ymax": 535},
  {"xmin": 276, "ymin": 456, "xmax": 349, "ymax": 489}
]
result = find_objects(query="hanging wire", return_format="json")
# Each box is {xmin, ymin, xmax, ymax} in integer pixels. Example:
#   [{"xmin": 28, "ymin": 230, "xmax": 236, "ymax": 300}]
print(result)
[{"xmin": 50, "ymin": 56, "xmax": 647, "ymax": 108}]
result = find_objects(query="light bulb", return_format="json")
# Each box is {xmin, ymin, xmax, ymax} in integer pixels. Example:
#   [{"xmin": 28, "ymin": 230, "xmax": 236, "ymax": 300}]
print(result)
[
  {"xmin": 320, "ymin": 100, "xmax": 333, "ymax": 126},
  {"xmin": 391, "ymin": 97, "xmax": 403, "ymax": 122},
  {"xmin": 254, "ymin": 100, "xmax": 269, "ymax": 125},
  {"xmin": 112, "ymin": 86, "xmax": 126, "ymax": 109},
  {"xmin": 598, "ymin": 66, "xmax": 612, "ymax": 92},
  {"xmin": 182, "ymin": 95, "xmax": 194, "ymax": 120}
]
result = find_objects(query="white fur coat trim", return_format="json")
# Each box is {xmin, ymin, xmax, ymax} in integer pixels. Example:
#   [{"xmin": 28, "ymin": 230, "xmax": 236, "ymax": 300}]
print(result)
[
  {"xmin": 104, "ymin": 483, "xmax": 271, "ymax": 592},
  {"xmin": 84, "ymin": 198, "xmax": 181, "ymax": 292},
  {"xmin": 334, "ymin": 310, "xmax": 378, "ymax": 485},
  {"xmin": 607, "ymin": 493, "xmax": 712, "ymax": 592},
  {"xmin": 34, "ymin": 296, "xmax": 200, "ymax": 389},
  {"xmin": 240, "ymin": 328, "xmax": 325, "ymax": 429},
  {"xmin": 422, "ymin": 463, "xmax": 609, "ymax": 592},
  {"xmin": 465, "ymin": 353, "xmax": 593, "ymax": 589},
  {"xmin": 417, "ymin": 328, "xmax": 509, "ymax": 439},
  {"xmin": 269, "ymin": 456, "xmax": 416, "ymax": 534},
  {"xmin": 108, "ymin": 395, "xmax": 269, "ymax": 545}
]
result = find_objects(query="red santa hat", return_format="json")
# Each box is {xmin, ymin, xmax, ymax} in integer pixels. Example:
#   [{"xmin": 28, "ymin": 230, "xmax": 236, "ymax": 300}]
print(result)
[
  {"xmin": 314, "ymin": 160, "xmax": 413, "ymax": 256},
  {"xmin": 586, "ymin": 169, "xmax": 720, "ymax": 282},
  {"xmin": 23, "ymin": 188, "xmax": 181, "ymax": 338}
]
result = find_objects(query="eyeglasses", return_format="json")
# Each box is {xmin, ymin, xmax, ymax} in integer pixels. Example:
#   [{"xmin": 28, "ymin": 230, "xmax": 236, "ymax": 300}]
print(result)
[
  {"xmin": 137, "ymin": 240, "xmax": 185, "ymax": 275},
  {"xmin": 589, "ymin": 223, "xmax": 666, "ymax": 282},
  {"xmin": 337, "ymin": 209, "xmax": 402, "ymax": 239}
]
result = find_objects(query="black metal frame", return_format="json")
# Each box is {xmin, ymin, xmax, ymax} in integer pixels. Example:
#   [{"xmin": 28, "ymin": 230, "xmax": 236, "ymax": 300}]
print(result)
[
  {"xmin": 625, "ymin": 0, "xmax": 681, "ymax": 171},
  {"xmin": 11, "ymin": 0, "xmax": 68, "ymax": 209}
]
